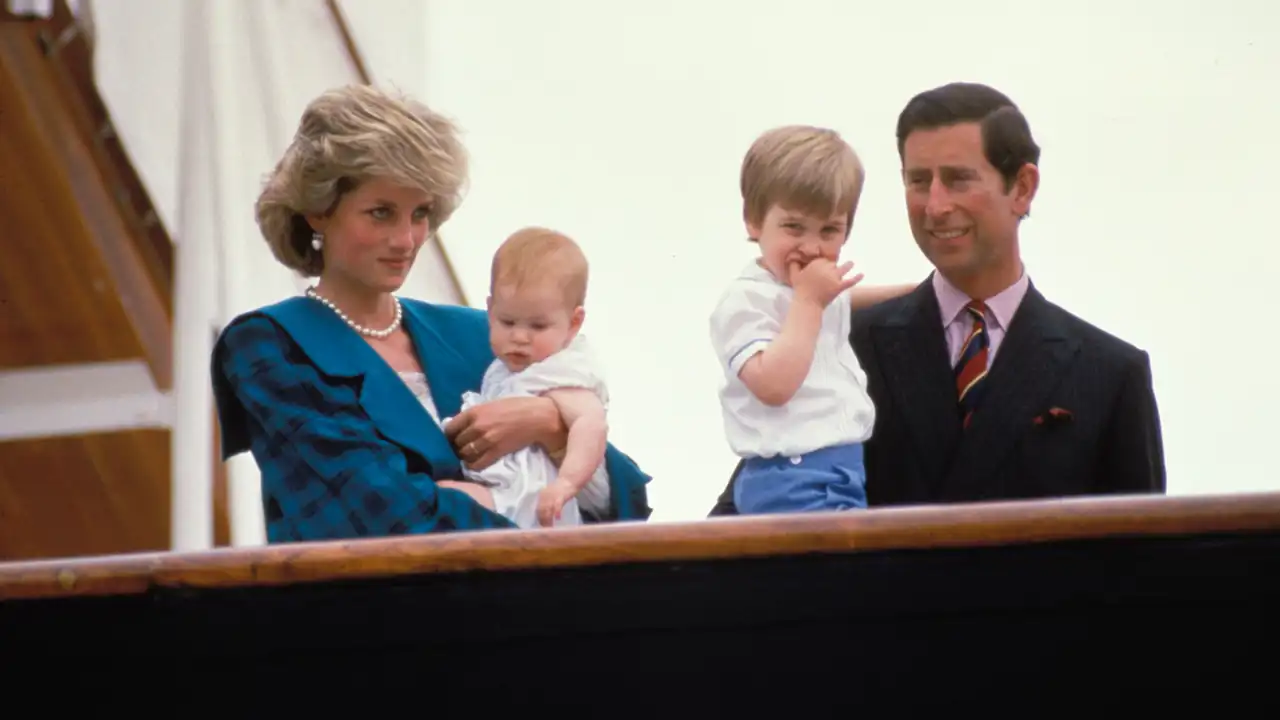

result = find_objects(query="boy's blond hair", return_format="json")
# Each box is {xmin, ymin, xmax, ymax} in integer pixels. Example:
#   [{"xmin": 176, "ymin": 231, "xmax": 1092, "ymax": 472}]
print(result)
[
  {"xmin": 490, "ymin": 227, "xmax": 589, "ymax": 306},
  {"xmin": 740, "ymin": 125, "xmax": 865, "ymax": 239}
]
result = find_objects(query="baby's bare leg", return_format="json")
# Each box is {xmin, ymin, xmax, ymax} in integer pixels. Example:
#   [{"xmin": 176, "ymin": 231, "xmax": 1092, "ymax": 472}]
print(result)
[{"xmin": 437, "ymin": 480, "xmax": 496, "ymax": 510}]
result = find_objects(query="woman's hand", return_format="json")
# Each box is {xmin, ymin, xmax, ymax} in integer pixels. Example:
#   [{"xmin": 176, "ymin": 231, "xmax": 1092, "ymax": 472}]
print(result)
[{"xmin": 444, "ymin": 396, "xmax": 568, "ymax": 470}]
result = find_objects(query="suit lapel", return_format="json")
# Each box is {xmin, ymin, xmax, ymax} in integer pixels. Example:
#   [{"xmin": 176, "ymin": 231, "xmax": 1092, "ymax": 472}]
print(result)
[
  {"xmin": 871, "ymin": 279, "xmax": 962, "ymax": 490},
  {"xmin": 265, "ymin": 297, "xmax": 457, "ymax": 475},
  {"xmin": 944, "ymin": 286, "xmax": 1080, "ymax": 497}
]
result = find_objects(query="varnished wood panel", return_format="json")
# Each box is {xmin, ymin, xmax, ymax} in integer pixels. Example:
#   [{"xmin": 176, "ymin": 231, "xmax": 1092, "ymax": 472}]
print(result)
[
  {"xmin": 3, "ymin": 491, "xmax": 1280, "ymax": 600},
  {"xmin": 0, "ymin": 64, "xmax": 138, "ymax": 369},
  {"xmin": 35, "ymin": 1, "xmax": 172, "ymax": 299},
  {"xmin": 0, "ymin": 6, "xmax": 217, "ymax": 564},
  {"xmin": 0, "ymin": 430, "xmax": 171, "ymax": 561},
  {"xmin": 0, "ymin": 17, "xmax": 170, "ymax": 384},
  {"xmin": 212, "ymin": 410, "xmax": 231, "ymax": 547},
  {"xmin": 0, "ymin": 427, "xmax": 233, "ymax": 561}
]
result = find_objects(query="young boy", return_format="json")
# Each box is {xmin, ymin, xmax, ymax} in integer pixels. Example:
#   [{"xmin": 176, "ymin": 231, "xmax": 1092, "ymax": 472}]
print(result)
[
  {"xmin": 709, "ymin": 125, "xmax": 909, "ymax": 515},
  {"xmin": 447, "ymin": 227, "xmax": 610, "ymax": 529}
]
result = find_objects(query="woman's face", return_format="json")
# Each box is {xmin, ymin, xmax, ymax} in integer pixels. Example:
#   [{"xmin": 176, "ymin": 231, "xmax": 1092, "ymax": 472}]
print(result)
[{"xmin": 309, "ymin": 177, "xmax": 435, "ymax": 295}]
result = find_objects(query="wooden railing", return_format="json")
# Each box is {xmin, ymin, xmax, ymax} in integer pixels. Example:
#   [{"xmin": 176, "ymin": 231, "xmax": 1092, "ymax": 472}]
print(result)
[
  {"xmin": 2, "ymin": 492, "xmax": 1278, "ymax": 710},
  {"xmin": 1, "ymin": 490, "xmax": 1278, "ymax": 600}
]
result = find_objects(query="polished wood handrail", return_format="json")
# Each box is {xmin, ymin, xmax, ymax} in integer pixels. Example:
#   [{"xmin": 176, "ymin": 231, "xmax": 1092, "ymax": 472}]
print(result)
[{"xmin": 3, "ymin": 491, "xmax": 1279, "ymax": 601}]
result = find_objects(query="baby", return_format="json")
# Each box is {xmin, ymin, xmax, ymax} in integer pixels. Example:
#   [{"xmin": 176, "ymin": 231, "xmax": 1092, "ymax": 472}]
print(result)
[
  {"xmin": 710, "ymin": 124, "xmax": 895, "ymax": 515},
  {"xmin": 449, "ymin": 226, "xmax": 610, "ymax": 529}
]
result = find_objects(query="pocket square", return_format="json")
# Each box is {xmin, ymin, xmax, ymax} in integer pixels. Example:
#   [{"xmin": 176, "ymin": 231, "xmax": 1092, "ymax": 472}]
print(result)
[{"xmin": 1033, "ymin": 407, "xmax": 1073, "ymax": 426}]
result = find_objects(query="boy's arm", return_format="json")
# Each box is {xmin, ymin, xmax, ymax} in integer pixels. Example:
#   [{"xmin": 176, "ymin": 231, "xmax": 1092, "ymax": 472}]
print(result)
[
  {"xmin": 736, "ymin": 298, "xmax": 824, "ymax": 407},
  {"xmin": 850, "ymin": 283, "xmax": 917, "ymax": 311},
  {"xmin": 543, "ymin": 387, "xmax": 608, "ymax": 491}
]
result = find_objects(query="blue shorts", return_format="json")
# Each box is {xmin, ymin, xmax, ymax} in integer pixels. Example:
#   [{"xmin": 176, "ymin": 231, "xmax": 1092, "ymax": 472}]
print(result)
[{"xmin": 734, "ymin": 442, "xmax": 867, "ymax": 514}]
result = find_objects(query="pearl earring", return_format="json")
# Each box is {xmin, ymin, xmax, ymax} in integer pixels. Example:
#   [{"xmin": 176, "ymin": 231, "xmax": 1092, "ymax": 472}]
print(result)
[{"xmin": 311, "ymin": 232, "xmax": 323, "ymax": 251}]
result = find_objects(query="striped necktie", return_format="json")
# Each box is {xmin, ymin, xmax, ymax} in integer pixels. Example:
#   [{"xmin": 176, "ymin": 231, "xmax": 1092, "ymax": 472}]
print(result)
[{"xmin": 955, "ymin": 300, "xmax": 990, "ymax": 429}]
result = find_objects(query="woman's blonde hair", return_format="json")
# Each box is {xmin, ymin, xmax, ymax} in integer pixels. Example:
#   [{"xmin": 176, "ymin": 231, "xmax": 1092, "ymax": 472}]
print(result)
[{"xmin": 255, "ymin": 84, "xmax": 469, "ymax": 276}]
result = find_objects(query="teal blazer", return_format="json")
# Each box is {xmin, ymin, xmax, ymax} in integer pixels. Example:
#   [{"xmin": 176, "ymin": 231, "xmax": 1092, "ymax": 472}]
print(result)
[{"xmin": 211, "ymin": 296, "xmax": 652, "ymax": 542}]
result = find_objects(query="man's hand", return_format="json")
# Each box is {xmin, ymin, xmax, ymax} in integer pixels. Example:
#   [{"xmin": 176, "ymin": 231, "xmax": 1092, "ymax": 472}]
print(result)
[
  {"xmin": 444, "ymin": 396, "xmax": 567, "ymax": 470},
  {"xmin": 790, "ymin": 258, "xmax": 862, "ymax": 308},
  {"xmin": 536, "ymin": 479, "xmax": 577, "ymax": 527}
]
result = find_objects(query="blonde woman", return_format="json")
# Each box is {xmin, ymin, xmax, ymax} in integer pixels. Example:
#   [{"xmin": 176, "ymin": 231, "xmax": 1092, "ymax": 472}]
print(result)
[{"xmin": 211, "ymin": 85, "xmax": 651, "ymax": 542}]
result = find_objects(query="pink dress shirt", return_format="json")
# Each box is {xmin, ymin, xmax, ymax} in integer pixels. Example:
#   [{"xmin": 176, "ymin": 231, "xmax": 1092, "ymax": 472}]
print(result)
[{"xmin": 932, "ymin": 269, "xmax": 1031, "ymax": 368}]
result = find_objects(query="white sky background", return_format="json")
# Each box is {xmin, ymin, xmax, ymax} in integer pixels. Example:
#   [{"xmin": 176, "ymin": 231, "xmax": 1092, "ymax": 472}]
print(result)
[
  {"xmin": 96, "ymin": 0, "xmax": 1280, "ymax": 524},
  {"xmin": 400, "ymin": 0, "xmax": 1280, "ymax": 520}
]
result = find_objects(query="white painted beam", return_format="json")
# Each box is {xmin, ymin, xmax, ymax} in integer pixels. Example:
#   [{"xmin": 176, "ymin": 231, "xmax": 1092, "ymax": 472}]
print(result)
[
  {"xmin": 5, "ymin": 0, "xmax": 53, "ymax": 19},
  {"xmin": 169, "ymin": 0, "xmax": 217, "ymax": 552},
  {"xmin": 0, "ymin": 360, "xmax": 171, "ymax": 442}
]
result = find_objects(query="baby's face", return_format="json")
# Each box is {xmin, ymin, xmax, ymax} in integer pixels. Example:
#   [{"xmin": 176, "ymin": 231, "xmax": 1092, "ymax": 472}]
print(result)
[{"xmin": 487, "ymin": 282, "xmax": 583, "ymax": 372}]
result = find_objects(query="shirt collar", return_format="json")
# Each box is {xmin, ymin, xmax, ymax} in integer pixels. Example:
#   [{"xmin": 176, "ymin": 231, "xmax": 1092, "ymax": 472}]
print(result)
[
  {"xmin": 741, "ymin": 259, "xmax": 784, "ymax": 285},
  {"xmin": 931, "ymin": 267, "xmax": 1031, "ymax": 331}
]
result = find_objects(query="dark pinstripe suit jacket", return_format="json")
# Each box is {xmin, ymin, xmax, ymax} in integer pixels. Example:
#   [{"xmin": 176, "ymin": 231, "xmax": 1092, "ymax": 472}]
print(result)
[
  {"xmin": 711, "ymin": 277, "xmax": 1166, "ymax": 513},
  {"xmin": 212, "ymin": 296, "xmax": 652, "ymax": 543}
]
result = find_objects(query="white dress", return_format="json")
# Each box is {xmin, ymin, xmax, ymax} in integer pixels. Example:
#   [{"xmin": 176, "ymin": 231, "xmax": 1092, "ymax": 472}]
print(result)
[{"xmin": 444, "ymin": 335, "xmax": 611, "ymax": 529}]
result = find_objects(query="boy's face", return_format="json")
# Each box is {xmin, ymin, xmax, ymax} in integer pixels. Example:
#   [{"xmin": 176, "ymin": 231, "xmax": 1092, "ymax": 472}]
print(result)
[
  {"xmin": 487, "ymin": 281, "xmax": 584, "ymax": 372},
  {"xmin": 747, "ymin": 204, "xmax": 851, "ymax": 286}
]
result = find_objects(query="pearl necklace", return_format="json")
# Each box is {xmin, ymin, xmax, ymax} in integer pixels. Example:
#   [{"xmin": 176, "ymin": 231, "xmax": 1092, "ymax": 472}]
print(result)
[{"xmin": 305, "ymin": 287, "xmax": 403, "ymax": 339}]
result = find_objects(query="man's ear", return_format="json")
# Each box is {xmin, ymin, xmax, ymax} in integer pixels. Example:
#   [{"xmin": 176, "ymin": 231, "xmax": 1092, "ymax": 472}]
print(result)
[
  {"xmin": 1010, "ymin": 162, "xmax": 1040, "ymax": 218},
  {"xmin": 486, "ymin": 295, "xmax": 494, "ymax": 312}
]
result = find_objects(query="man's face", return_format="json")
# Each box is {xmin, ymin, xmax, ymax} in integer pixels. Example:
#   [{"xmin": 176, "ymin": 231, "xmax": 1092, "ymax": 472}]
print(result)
[{"xmin": 901, "ymin": 122, "xmax": 1036, "ymax": 289}]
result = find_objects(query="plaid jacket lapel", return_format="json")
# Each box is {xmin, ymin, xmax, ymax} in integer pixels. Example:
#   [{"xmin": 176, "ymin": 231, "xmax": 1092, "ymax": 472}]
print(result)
[{"xmin": 264, "ymin": 297, "xmax": 457, "ymax": 477}]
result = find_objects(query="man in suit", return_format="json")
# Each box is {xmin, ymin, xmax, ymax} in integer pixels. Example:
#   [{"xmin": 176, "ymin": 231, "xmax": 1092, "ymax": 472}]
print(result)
[{"xmin": 711, "ymin": 81, "xmax": 1165, "ymax": 514}]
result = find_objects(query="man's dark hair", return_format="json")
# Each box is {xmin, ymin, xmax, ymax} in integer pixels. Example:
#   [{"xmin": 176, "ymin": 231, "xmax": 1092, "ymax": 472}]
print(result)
[{"xmin": 895, "ymin": 82, "xmax": 1040, "ymax": 190}]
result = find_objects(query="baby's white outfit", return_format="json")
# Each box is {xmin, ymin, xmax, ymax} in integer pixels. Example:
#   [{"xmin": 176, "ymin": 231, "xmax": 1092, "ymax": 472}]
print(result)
[{"xmin": 448, "ymin": 335, "xmax": 610, "ymax": 529}]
